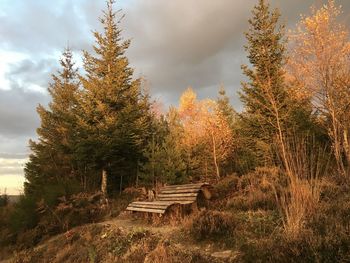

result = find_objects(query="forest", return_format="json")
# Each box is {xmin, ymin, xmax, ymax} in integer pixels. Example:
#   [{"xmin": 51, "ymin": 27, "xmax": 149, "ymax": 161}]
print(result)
[{"xmin": 1, "ymin": 0, "xmax": 350, "ymax": 262}]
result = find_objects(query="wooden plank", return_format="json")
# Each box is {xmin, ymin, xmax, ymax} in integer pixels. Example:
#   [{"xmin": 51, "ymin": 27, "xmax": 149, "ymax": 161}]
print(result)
[
  {"xmin": 132, "ymin": 201, "xmax": 175, "ymax": 206},
  {"xmin": 161, "ymin": 184, "xmax": 209, "ymax": 191},
  {"xmin": 161, "ymin": 187, "xmax": 202, "ymax": 192},
  {"xmin": 157, "ymin": 197, "xmax": 197, "ymax": 202},
  {"xmin": 162, "ymin": 183, "xmax": 204, "ymax": 189},
  {"xmin": 158, "ymin": 196, "xmax": 197, "ymax": 201},
  {"xmin": 164, "ymin": 183, "xmax": 208, "ymax": 187},
  {"xmin": 128, "ymin": 203, "xmax": 169, "ymax": 209},
  {"xmin": 126, "ymin": 206, "xmax": 165, "ymax": 214},
  {"xmin": 157, "ymin": 193, "xmax": 198, "ymax": 198},
  {"xmin": 159, "ymin": 189, "xmax": 200, "ymax": 194}
]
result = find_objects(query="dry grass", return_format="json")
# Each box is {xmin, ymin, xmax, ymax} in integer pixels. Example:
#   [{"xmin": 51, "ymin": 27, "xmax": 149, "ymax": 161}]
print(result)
[{"xmin": 275, "ymin": 135, "xmax": 328, "ymax": 239}]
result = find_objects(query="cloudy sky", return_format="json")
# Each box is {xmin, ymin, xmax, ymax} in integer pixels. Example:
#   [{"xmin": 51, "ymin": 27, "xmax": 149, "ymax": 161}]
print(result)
[{"xmin": 0, "ymin": 0, "xmax": 349, "ymax": 194}]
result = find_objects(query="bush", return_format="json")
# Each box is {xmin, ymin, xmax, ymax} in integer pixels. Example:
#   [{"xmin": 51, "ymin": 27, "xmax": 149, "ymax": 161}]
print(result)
[
  {"xmin": 213, "ymin": 174, "xmax": 240, "ymax": 199},
  {"xmin": 0, "ymin": 193, "xmax": 9, "ymax": 207},
  {"xmin": 10, "ymin": 195, "xmax": 38, "ymax": 233},
  {"xmin": 190, "ymin": 211, "xmax": 237, "ymax": 243},
  {"xmin": 239, "ymin": 232, "xmax": 317, "ymax": 263},
  {"xmin": 222, "ymin": 167, "xmax": 281, "ymax": 212}
]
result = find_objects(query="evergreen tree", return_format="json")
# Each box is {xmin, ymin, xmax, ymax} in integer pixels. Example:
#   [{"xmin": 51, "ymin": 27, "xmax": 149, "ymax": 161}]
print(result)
[
  {"xmin": 239, "ymin": 0, "xmax": 291, "ymax": 167},
  {"xmin": 77, "ymin": 0, "xmax": 152, "ymax": 195},
  {"xmin": 25, "ymin": 48, "xmax": 80, "ymax": 199},
  {"xmin": 217, "ymin": 86, "xmax": 236, "ymax": 130},
  {"xmin": 141, "ymin": 110, "xmax": 187, "ymax": 186}
]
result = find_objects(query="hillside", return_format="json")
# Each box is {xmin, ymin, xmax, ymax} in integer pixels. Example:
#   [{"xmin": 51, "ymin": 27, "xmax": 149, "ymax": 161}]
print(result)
[
  {"xmin": 2, "ymin": 172, "xmax": 350, "ymax": 262},
  {"xmin": 1, "ymin": 216, "xmax": 237, "ymax": 263}
]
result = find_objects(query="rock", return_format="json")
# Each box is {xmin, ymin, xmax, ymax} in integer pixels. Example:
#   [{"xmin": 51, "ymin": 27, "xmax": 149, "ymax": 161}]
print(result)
[{"xmin": 211, "ymin": 250, "xmax": 233, "ymax": 259}]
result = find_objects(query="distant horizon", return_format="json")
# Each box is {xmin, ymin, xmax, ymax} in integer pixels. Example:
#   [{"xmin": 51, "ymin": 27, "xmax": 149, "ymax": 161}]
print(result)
[{"xmin": 0, "ymin": 175, "xmax": 25, "ymax": 195}]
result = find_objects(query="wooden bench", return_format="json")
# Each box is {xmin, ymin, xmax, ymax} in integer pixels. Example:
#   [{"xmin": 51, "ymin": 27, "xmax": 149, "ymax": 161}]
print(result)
[{"xmin": 126, "ymin": 183, "xmax": 212, "ymax": 215}]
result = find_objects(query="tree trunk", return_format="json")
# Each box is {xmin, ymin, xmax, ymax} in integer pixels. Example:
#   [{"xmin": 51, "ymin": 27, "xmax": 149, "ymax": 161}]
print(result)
[
  {"xmin": 101, "ymin": 169, "xmax": 107, "ymax": 196},
  {"xmin": 211, "ymin": 131, "xmax": 220, "ymax": 179}
]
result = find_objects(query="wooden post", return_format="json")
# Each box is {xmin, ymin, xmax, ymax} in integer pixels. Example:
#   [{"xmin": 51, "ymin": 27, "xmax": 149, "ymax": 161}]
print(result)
[{"xmin": 101, "ymin": 169, "xmax": 107, "ymax": 196}]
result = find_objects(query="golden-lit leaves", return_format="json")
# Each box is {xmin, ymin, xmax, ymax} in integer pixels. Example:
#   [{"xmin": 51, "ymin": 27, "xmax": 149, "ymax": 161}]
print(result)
[
  {"xmin": 288, "ymin": 0, "xmax": 350, "ymax": 176},
  {"xmin": 177, "ymin": 87, "xmax": 234, "ymax": 178},
  {"xmin": 288, "ymin": 0, "xmax": 350, "ymax": 106}
]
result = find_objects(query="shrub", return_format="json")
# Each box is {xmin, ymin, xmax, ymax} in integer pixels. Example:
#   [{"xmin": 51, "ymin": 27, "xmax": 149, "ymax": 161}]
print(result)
[
  {"xmin": 190, "ymin": 210, "xmax": 237, "ymax": 243},
  {"xmin": 10, "ymin": 195, "xmax": 38, "ymax": 233},
  {"xmin": 239, "ymin": 232, "xmax": 317, "ymax": 263},
  {"xmin": 0, "ymin": 193, "xmax": 9, "ymax": 207},
  {"xmin": 224, "ymin": 167, "xmax": 281, "ymax": 212},
  {"xmin": 213, "ymin": 174, "xmax": 240, "ymax": 199},
  {"xmin": 235, "ymin": 210, "xmax": 281, "ymax": 241}
]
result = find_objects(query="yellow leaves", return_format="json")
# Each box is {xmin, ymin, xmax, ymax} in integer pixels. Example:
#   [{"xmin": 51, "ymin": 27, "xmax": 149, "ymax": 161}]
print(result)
[
  {"xmin": 287, "ymin": 0, "xmax": 350, "ymax": 103},
  {"xmin": 176, "ymin": 88, "xmax": 234, "ymax": 176},
  {"xmin": 178, "ymin": 86, "xmax": 197, "ymax": 116}
]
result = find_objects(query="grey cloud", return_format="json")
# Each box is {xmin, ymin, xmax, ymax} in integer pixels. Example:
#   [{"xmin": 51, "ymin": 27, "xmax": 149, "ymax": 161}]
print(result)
[
  {"xmin": 0, "ymin": 56, "xmax": 56, "ymax": 140},
  {"xmin": 5, "ymin": 58, "xmax": 58, "ymax": 91},
  {"xmin": 0, "ymin": 153, "xmax": 28, "ymax": 159},
  {"xmin": 0, "ymin": 135, "xmax": 33, "ymax": 156},
  {"xmin": 0, "ymin": 0, "xmax": 96, "ymax": 54},
  {"xmin": 122, "ymin": 0, "xmax": 258, "ymax": 106},
  {"xmin": 0, "ymin": 87, "xmax": 48, "ymax": 138}
]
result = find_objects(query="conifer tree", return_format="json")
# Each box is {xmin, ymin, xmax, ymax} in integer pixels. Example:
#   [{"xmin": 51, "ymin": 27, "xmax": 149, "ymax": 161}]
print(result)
[
  {"xmin": 25, "ymin": 48, "xmax": 80, "ymax": 198},
  {"xmin": 217, "ymin": 86, "xmax": 236, "ymax": 130},
  {"xmin": 141, "ymin": 109, "xmax": 187, "ymax": 186},
  {"xmin": 77, "ymin": 0, "xmax": 152, "ymax": 195},
  {"xmin": 240, "ymin": 0, "xmax": 291, "ymax": 168}
]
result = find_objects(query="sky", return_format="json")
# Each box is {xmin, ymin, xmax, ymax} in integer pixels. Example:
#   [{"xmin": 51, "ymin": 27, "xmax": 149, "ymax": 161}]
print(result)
[{"xmin": 0, "ymin": 0, "xmax": 349, "ymax": 194}]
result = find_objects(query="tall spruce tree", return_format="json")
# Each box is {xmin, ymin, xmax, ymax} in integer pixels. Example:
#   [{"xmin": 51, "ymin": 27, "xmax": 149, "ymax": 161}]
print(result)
[
  {"xmin": 217, "ymin": 86, "xmax": 236, "ymax": 129},
  {"xmin": 77, "ymin": 0, "xmax": 152, "ymax": 195},
  {"xmin": 25, "ymin": 48, "xmax": 80, "ymax": 199},
  {"xmin": 240, "ymin": 0, "xmax": 291, "ymax": 168}
]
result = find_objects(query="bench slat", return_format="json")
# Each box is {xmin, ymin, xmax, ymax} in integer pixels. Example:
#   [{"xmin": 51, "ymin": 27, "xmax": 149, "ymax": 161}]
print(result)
[
  {"xmin": 132, "ymin": 201, "xmax": 175, "ymax": 206},
  {"xmin": 158, "ymin": 197, "xmax": 197, "ymax": 201},
  {"xmin": 163, "ymin": 183, "xmax": 205, "ymax": 188},
  {"xmin": 126, "ymin": 206, "xmax": 165, "ymax": 214},
  {"xmin": 157, "ymin": 193, "xmax": 198, "ymax": 198},
  {"xmin": 162, "ymin": 184, "xmax": 203, "ymax": 189},
  {"xmin": 161, "ymin": 185, "xmax": 209, "ymax": 191},
  {"xmin": 128, "ymin": 203, "xmax": 170, "ymax": 208},
  {"xmin": 159, "ymin": 189, "xmax": 200, "ymax": 194}
]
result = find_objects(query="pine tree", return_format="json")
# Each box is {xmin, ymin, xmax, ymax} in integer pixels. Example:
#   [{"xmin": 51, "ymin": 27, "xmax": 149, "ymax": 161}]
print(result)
[
  {"xmin": 240, "ymin": 0, "xmax": 291, "ymax": 168},
  {"xmin": 25, "ymin": 48, "xmax": 80, "ymax": 199},
  {"xmin": 77, "ymin": 0, "xmax": 152, "ymax": 195},
  {"xmin": 217, "ymin": 86, "xmax": 236, "ymax": 129},
  {"xmin": 141, "ymin": 110, "xmax": 187, "ymax": 186}
]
